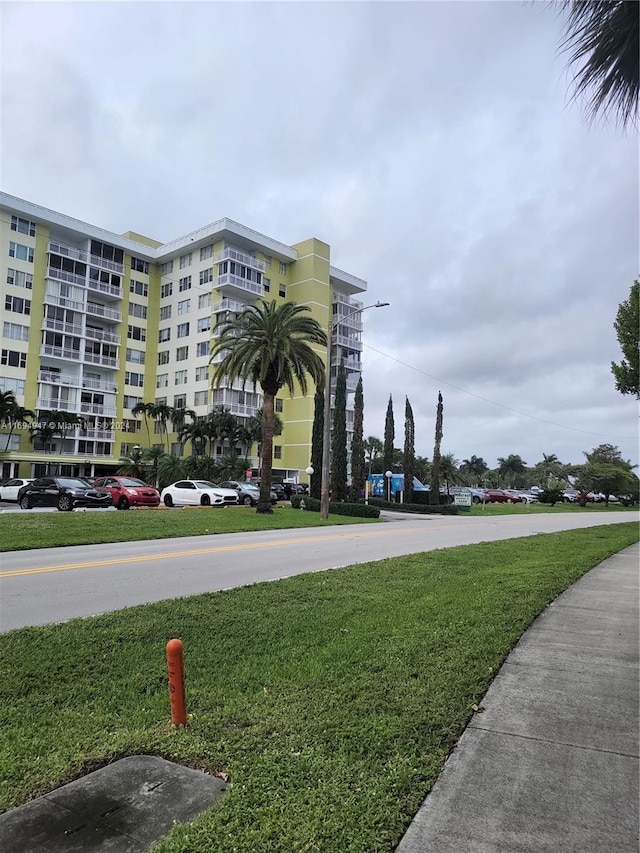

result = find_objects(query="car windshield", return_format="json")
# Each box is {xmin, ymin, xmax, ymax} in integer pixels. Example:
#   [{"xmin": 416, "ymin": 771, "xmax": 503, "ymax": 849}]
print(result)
[
  {"xmin": 117, "ymin": 478, "xmax": 147, "ymax": 487},
  {"xmin": 57, "ymin": 478, "xmax": 92, "ymax": 489},
  {"xmin": 195, "ymin": 481, "xmax": 217, "ymax": 489}
]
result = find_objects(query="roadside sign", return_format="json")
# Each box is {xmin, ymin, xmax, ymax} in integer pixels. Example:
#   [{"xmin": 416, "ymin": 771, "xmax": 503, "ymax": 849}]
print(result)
[{"xmin": 453, "ymin": 490, "xmax": 472, "ymax": 513}]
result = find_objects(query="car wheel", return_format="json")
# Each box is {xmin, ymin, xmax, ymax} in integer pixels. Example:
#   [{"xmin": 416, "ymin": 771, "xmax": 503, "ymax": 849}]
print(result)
[
  {"xmin": 57, "ymin": 495, "xmax": 73, "ymax": 512},
  {"xmin": 243, "ymin": 495, "xmax": 252, "ymax": 506},
  {"xmin": 19, "ymin": 495, "xmax": 30, "ymax": 510},
  {"xmin": 117, "ymin": 497, "xmax": 130, "ymax": 510},
  {"xmin": 201, "ymin": 495, "xmax": 211, "ymax": 506},
  {"xmin": 164, "ymin": 494, "xmax": 174, "ymax": 507},
  {"xmin": 472, "ymin": 496, "xmax": 481, "ymax": 504}
]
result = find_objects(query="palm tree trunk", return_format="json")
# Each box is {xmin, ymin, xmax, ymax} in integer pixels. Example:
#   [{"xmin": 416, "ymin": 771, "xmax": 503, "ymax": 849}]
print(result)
[{"xmin": 258, "ymin": 392, "xmax": 275, "ymax": 514}]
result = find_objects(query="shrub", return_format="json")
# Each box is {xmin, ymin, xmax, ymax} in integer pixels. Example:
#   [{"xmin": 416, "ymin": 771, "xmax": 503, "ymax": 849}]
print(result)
[
  {"xmin": 538, "ymin": 488, "xmax": 564, "ymax": 507},
  {"xmin": 368, "ymin": 497, "xmax": 459, "ymax": 515},
  {"xmin": 397, "ymin": 491, "xmax": 453, "ymax": 506},
  {"xmin": 291, "ymin": 495, "xmax": 380, "ymax": 519}
]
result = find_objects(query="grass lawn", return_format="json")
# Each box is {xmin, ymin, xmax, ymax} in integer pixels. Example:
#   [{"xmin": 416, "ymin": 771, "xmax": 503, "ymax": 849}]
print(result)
[
  {"xmin": 0, "ymin": 505, "xmax": 378, "ymax": 552},
  {"xmin": 467, "ymin": 501, "xmax": 637, "ymax": 516},
  {"xmin": 1, "ymin": 523, "xmax": 637, "ymax": 852}
]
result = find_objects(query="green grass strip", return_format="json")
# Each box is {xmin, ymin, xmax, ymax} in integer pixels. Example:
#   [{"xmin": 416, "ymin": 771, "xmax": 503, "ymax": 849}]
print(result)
[{"xmin": 0, "ymin": 523, "xmax": 637, "ymax": 852}]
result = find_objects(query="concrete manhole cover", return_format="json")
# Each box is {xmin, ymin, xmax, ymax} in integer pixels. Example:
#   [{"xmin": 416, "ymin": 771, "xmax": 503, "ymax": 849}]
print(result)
[{"xmin": 1, "ymin": 755, "xmax": 226, "ymax": 852}]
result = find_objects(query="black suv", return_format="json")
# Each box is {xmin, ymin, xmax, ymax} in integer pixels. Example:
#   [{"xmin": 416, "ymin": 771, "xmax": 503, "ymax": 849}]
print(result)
[{"xmin": 18, "ymin": 477, "xmax": 113, "ymax": 511}]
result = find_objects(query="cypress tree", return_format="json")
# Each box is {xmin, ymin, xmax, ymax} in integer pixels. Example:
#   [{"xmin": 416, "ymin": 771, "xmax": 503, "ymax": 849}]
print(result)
[
  {"xmin": 349, "ymin": 376, "xmax": 365, "ymax": 502},
  {"xmin": 403, "ymin": 396, "xmax": 415, "ymax": 504},
  {"xmin": 310, "ymin": 387, "xmax": 324, "ymax": 499},
  {"xmin": 383, "ymin": 394, "xmax": 395, "ymax": 475},
  {"xmin": 430, "ymin": 391, "xmax": 444, "ymax": 505},
  {"xmin": 330, "ymin": 360, "xmax": 348, "ymax": 501}
]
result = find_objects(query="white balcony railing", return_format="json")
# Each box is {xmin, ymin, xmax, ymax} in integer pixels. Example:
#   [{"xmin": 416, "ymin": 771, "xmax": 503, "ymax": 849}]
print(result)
[
  {"xmin": 46, "ymin": 267, "xmax": 86, "ymax": 287},
  {"xmin": 210, "ymin": 401, "xmax": 259, "ymax": 418},
  {"xmin": 81, "ymin": 377, "xmax": 118, "ymax": 392},
  {"xmin": 333, "ymin": 313, "xmax": 363, "ymax": 332},
  {"xmin": 79, "ymin": 402, "xmax": 117, "ymax": 417},
  {"xmin": 42, "ymin": 318, "xmax": 84, "ymax": 337},
  {"xmin": 39, "ymin": 371, "xmax": 81, "ymax": 387},
  {"xmin": 332, "ymin": 356, "xmax": 362, "ymax": 371},
  {"xmin": 333, "ymin": 292, "xmax": 363, "ymax": 310},
  {"xmin": 40, "ymin": 344, "xmax": 81, "ymax": 361},
  {"xmin": 334, "ymin": 334, "xmax": 363, "ymax": 351},
  {"xmin": 214, "ymin": 273, "xmax": 264, "ymax": 298},
  {"xmin": 48, "ymin": 241, "xmax": 88, "ymax": 262},
  {"xmin": 90, "ymin": 254, "xmax": 124, "ymax": 274},
  {"xmin": 86, "ymin": 303, "xmax": 122, "ymax": 321},
  {"xmin": 87, "ymin": 279, "xmax": 122, "ymax": 298},
  {"xmin": 44, "ymin": 293, "xmax": 85, "ymax": 312},
  {"xmin": 215, "ymin": 297, "xmax": 246, "ymax": 314},
  {"xmin": 78, "ymin": 428, "xmax": 116, "ymax": 441},
  {"xmin": 83, "ymin": 352, "xmax": 119, "ymax": 369},
  {"xmin": 36, "ymin": 397, "xmax": 79, "ymax": 412},
  {"xmin": 213, "ymin": 246, "xmax": 266, "ymax": 272},
  {"xmin": 85, "ymin": 327, "xmax": 121, "ymax": 345}
]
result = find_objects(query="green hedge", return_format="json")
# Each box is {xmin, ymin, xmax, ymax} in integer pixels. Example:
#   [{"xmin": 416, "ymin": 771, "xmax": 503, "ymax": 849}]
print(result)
[
  {"xmin": 291, "ymin": 495, "xmax": 380, "ymax": 519},
  {"xmin": 398, "ymin": 491, "xmax": 454, "ymax": 506},
  {"xmin": 368, "ymin": 497, "xmax": 459, "ymax": 515}
]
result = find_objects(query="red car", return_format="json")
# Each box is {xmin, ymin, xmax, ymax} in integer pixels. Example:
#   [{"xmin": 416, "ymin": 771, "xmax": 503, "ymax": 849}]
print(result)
[
  {"xmin": 483, "ymin": 489, "xmax": 522, "ymax": 504},
  {"xmin": 92, "ymin": 476, "xmax": 161, "ymax": 510}
]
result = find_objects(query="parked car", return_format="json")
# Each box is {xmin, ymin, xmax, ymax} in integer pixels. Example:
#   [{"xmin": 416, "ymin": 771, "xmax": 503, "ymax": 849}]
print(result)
[
  {"xmin": 269, "ymin": 482, "xmax": 286, "ymax": 501},
  {"xmin": 502, "ymin": 490, "xmax": 525, "ymax": 503},
  {"xmin": 515, "ymin": 491, "xmax": 539, "ymax": 504},
  {"xmin": 17, "ymin": 477, "xmax": 113, "ymax": 511},
  {"xmin": 92, "ymin": 476, "xmax": 161, "ymax": 510},
  {"xmin": 483, "ymin": 489, "xmax": 520, "ymax": 503},
  {"xmin": 218, "ymin": 480, "xmax": 278, "ymax": 506},
  {"xmin": 448, "ymin": 486, "xmax": 486, "ymax": 505},
  {"xmin": 160, "ymin": 480, "xmax": 238, "ymax": 508},
  {"xmin": 0, "ymin": 478, "xmax": 34, "ymax": 502}
]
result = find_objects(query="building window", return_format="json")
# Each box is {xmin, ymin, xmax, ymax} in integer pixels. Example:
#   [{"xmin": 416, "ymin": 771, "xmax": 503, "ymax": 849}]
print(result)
[
  {"xmin": 2, "ymin": 322, "xmax": 29, "ymax": 342},
  {"xmin": 177, "ymin": 299, "xmax": 191, "ymax": 315},
  {"xmin": 1, "ymin": 349, "xmax": 27, "ymax": 368},
  {"xmin": 179, "ymin": 252, "xmax": 192, "ymax": 269},
  {"xmin": 179, "ymin": 275, "xmax": 192, "ymax": 291},
  {"xmin": 264, "ymin": 255, "xmax": 272, "ymax": 267},
  {"xmin": 0, "ymin": 376, "xmax": 25, "ymax": 395},
  {"xmin": 130, "ymin": 257, "xmax": 150, "ymax": 274},
  {"xmin": 6, "ymin": 269, "xmax": 33, "ymax": 289},
  {"xmin": 8, "ymin": 242, "xmax": 34, "ymax": 263},
  {"xmin": 130, "ymin": 280, "xmax": 148, "ymax": 297},
  {"xmin": 174, "ymin": 369, "xmax": 188, "ymax": 385},
  {"xmin": 195, "ymin": 366, "xmax": 209, "ymax": 382},
  {"xmin": 92, "ymin": 240, "xmax": 124, "ymax": 266},
  {"xmin": 200, "ymin": 245, "xmax": 213, "ymax": 261},
  {"xmin": 158, "ymin": 350, "xmax": 170, "ymax": 365},
  {"xmin": 1, "ymin": 434, "xmax": 21, "ymax": 451},
  {"xmin": 199, "ymin": 268, "xmax": 213, "ymax": 285},
  {"xmin": 155, "ymin": 397, "xmax": 167, "ymax": 406},
  {"xmin": 275, "ymin": 398, "xmax": 283, "ymax": 413},
  {"xmin": 196, "ymin": 341, "xmax": 209, "ymax": 357},
  {"xmin": 124, "ymin": 371, "xmax": 144, "ymax": 387},
  {"xmin": 177, "ymin": 322, "xmax": 190, "ymax": 338},
  {"xmin": 4, "ymin": 295, "xmax": 31, "ymax": 315},
  {"xmin": 171, "ymin": 442, "xmax": 184, "ymax": 457},
  {"xmin": 128, "ymin": 302, "xmax": 147, "ymax": 319},
  {"xmin": 161, "ymin": 282, "xmax": 173, "ymax": 298},
  {"xmin": 263, "ymin": 277, "xmax": 270, "ymax": 292},
  {"xmin": 11, "ymin": 215, "xmax": 36, "ymax": 236},
  {"xmin": 122, "ymin": 419, "xmax": 141, "ymax": 434},
  {"xmin": 176, "ymin": 346, "xmax": 189, "ymax": 361},
  {"xmin": 123, "ymin": 395, "xmax": 142, "ymax": 409},
  {"xmin": 173, "ymin": 394, "xmax": 186, "ymax": 409},
  {"xmin": 160, "ymin": 260, "xmax": 173, "ymax": 275},
  {"xmin": 273, "ymin": 445, "xmax": 282, "ymax": 459},
  {"xmin": 156, "ymin": 373, "xmax": 168, "ymax": 388},
  {"xmin": 194, "ymin": 390, "xmax": 208, "ymax": 406},
  {"xmin": 198, "ymin": 292, "xmax": 211, "ymax": 310},
  {"xmin": 279, "ymin": 284, "xmax": 286, "ymax": 298},
  {"xmin": 197, "ymin": 316, "xmax": 211, "ymax": 333},
  {"xmin": 158, "ymin": 328, "xmax": 171, "ymax": 342},
  {"xmin": 126, "ymin": 348, "xmax": 145, "ymax": 364},
  {"xmin": 128, "ymin": 325, "xmax": 146, "ymax": 341},
  {"xmin": 160, "ymin": 305, "xmax": 172, "ymax": 320},
  {"xmin": 279, "ymin": 261, "xmax": 287, "ymax": 275}
]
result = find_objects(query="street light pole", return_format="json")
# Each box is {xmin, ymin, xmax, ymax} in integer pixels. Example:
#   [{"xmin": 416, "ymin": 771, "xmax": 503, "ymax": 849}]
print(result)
[{"xmin": 320, "ymin": 300, "xmax": 389, "ymax": 520}]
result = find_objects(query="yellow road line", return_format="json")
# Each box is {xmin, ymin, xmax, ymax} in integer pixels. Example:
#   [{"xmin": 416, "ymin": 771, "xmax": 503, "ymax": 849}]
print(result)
[{"xmin": 1, "ymin": 523, "xmax": 460, "ymax": 579}]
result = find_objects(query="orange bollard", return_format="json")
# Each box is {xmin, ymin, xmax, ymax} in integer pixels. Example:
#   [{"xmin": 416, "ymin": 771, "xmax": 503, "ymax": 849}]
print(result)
[{"xmin": 166, "ymin": 638, "xmax": 187, "ymax": 726}]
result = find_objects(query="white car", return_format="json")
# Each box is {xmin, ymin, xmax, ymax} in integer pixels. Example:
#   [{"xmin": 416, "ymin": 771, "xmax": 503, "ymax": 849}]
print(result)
[
  {"xmin": 160, "ymin": 479, "xmax": 239, "ymax": 508},
  {"xmin": 0, "ymin": 478, "xmax": 34, "ymax": 501},
  {"xmin": 517, "ymin": 492, "xmax": 539, "ymax": 504}
]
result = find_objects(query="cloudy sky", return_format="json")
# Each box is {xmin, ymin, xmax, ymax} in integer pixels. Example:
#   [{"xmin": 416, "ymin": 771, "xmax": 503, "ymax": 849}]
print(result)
[{"xmin": 2, "ymin": 0, "xmax": 638, "ymax": 470}]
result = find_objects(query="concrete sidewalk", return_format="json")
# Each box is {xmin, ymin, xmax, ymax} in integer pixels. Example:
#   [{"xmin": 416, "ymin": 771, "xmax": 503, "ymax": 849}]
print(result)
[{"xmin": 396, "ymin": 542, "xmax": 639, "ymax": 853}]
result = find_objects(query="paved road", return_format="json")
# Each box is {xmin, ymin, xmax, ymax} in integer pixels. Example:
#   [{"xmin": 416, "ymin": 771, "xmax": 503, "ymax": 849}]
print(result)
[{"xmin": 0, "ymin": 511, "xmax": 636, "ymax": 631}]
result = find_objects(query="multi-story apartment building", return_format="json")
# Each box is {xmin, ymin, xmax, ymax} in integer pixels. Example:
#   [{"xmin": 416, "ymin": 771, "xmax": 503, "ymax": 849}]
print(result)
[{"xmin": 0, "ymin": 192, "xmax": 367, "ymax": 482}]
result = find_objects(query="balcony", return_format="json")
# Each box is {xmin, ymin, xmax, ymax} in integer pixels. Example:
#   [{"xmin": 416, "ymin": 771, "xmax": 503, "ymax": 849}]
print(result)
[
  {"xmin": 333, "ymin": 313, "xmax": 363, "ymax": 332},
  {"xmin": 44, "ymin": 293, "xmax": 85, "ymax": 312},
  {"xmin": 210, "ymin": 348, "xmax": 231, "ymax": 365},
  {"xmin": 81, "ymin": 376, "xmax": 118, "ymax": 393},
  {"xmin": 331, "ymin": 355, "xmax": 361, "ymax": 371},
  {"xmin": 39, "ymin": 370, "xmax": 81, "ymax": 387},
  {"xmin": 46, "ymin": 267, "xmax": 86, "ymax": 287},
  {"xmin": 42, "ymin": 317, "xmax": 84, "ymax": 337},
  {"xmin": 90, "ymin": 254, "xmax": 124, "ymax": 274},
  {"xmin": 78, "ymin": 428, "xmax": 116, "ymax": 441},
  {"xmin": 215, "ymin": 297, "xmax": 246, "ymax": 314},
  {"xmin": 86, "ymin": 302, "xmax": 122, "ymax": 322},
  {"xmin": 36, "ymin": 397, "xmax": 79, "ymax": 413},
  {"xmin": 334, "ymin": 333, "xmax": 362, "ymax": 351},
  {"xmin": 87, "ymin": 278, "xmax": 122, "ymax": 299},
  {"xmin": 214, "ymin": 273, "xmax": 264, "ymax": 300},
  {"xmin": 79, "ymin": 402, "xmax": 117, "ymax": 417},
  {"xmin": 213, "ymin": 246, "xmax": 266, "ymax": 272},
  {"xmin": 48, "ymin": 241, "xmax": 88, "ymax": 262},
  {"xmin": 211, "ymin": 401, "xmax": 259, "ymax": 418},
  {"xmin": 83, "ymin": 352, "xmax": 119, "ymax": 369},
  {"xmin": 40, "ymin": 344, "xmax": 81, "ymax": 361},
  {"xmin": 85, "ymin": 326, "xmax": 121, "ymax": 345},
  {"xmin": 334, "ymin": 292, "xmax": 363, "ymax": 311}
]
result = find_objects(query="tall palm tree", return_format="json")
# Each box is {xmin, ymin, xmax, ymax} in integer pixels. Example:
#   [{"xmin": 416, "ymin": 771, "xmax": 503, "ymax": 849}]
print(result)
[
  {"xmin": 55, "ymin": 411, "xmax": 86, "ymax": 454},
  {"xmin": 2, "ymin": 402, "xmax": 34, "ymax": 451},
  {"xmin": 0, "ymin": 391, "xmax": 18, "ymax": 427},
  {"xmin": 150, "ymin": 402, "xmax": 173, "ymax": 452},
  {"xmin": 460, "ymin": 455, "xmax": 489, "ymax": 483},
  {"xmin": 117, "ymin": 446, "xmax": 147, "ymax": 480},
  {"xmin": 497, "ymin": 454, "xmax": 528, "ymax": 488},
  {"xmin": 131, "ymin": 402, "xmax": 155, "ymax": 447},
  {"xmin": 561, "ymin": 0, "xmax": 639, "ymax": 127},
  {"xmin": 364, "ymin": 436, "xmax": 383, "ymax": 475},
  {"xmin": 439, "ymin": 453, "xmax": 466, "ymax": 496},
  {"xmin": 211, "ymin": 300, "xmax": 327, "ymax": 513}
]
